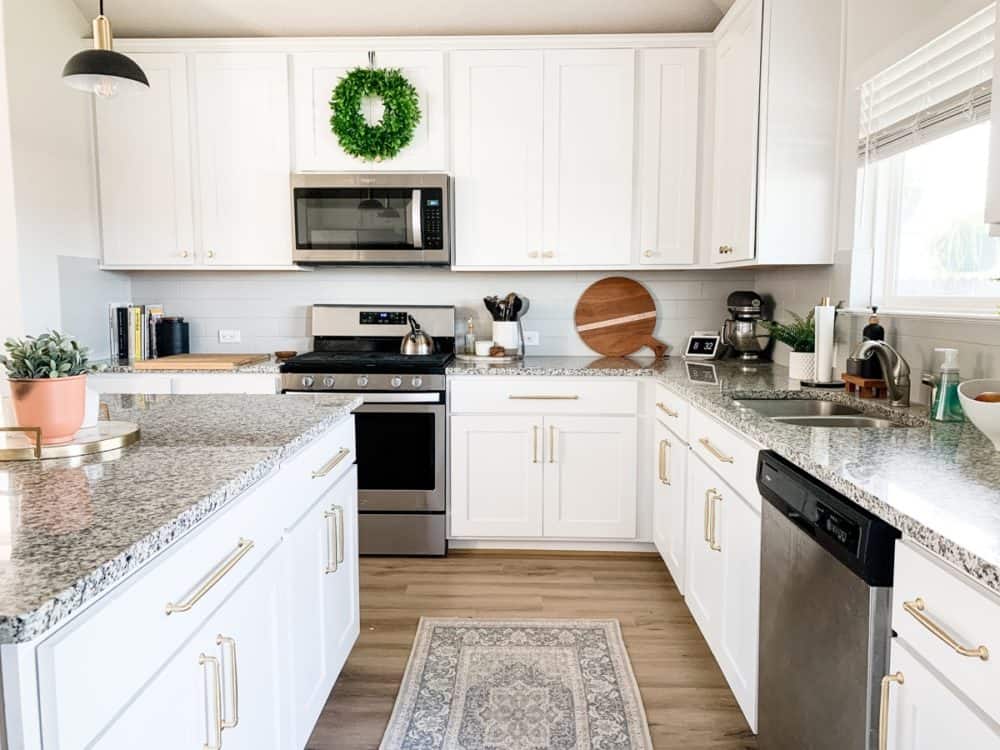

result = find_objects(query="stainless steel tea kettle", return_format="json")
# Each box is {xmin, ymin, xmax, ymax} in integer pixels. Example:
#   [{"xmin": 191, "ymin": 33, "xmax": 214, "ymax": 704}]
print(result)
[{"xmin": 400, "ymin": 315, "xmax": 434, "ymax": 355}]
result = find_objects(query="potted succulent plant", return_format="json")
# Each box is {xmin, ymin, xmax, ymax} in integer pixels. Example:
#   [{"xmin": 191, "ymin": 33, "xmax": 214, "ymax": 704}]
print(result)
[
  {"xmin": 0, "ymin": 332, "xmax": 96, "ymax": 444},
  {"xmin": 762, "ymin": 310, "xmax": 816, "ymax": 381}
]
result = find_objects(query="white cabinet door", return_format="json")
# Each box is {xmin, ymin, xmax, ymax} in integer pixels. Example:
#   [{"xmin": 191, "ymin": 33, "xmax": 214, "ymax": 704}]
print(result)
[
  {"xmin": 684, "ymin": 455, "xmax": 724, "ymax": 646},
  {"xmin": 96, "ymin": 53, "xmax": 194, "ymax": 267},
  {"xmin": 653, "ymin": 419, "xmax": 687, "ymax": 592},
  {"xmin": 710, "ymin": 0, "xmax": 762, "ymax": 264},
  {"xmin": 542, "ymin": 416, "xmax": 637, "ymax": 539},
  {"xmin": 450, "ymin": 416, "xmax": 543, "ymax": 537},
  {"xmin": 451, "ymin": 50, "xmax": 544, "ymax": 267},
  {"xmin": 320, "ymin": 468, "xmax": 360, "ymax": 687},
  {"xmin": 715, "ymin": 480, "xmax": 761, "ymax": 732},
  {"xmin": 638, "ymin": 49, "xmax": 700, "ymax": 266},
  {"xmin": 884, "ymin": 640, "xmax": 1000, "ymax": 750},
  {"xmin": 542, "ymin": 50, "xmax": 635, "ymax": 266},
  {"xmin": 194, "ymin": 53, "xmax": 293, "ymax": 267},
  {"xmin": 292, "ymin": 51, "xmax": 445, "ymax": 171}
]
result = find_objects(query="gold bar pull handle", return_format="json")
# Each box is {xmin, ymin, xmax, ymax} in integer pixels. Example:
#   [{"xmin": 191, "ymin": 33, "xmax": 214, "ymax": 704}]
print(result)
[
  {"xmin": 216, "ymin": 635, "xmax": 239, "ymax": 730},
  {"xmin": 658, "ymin": 439, "xmax": 671, "ymax": 485},
  {"xmin": 324, "ymin": 508, "xmax": 340, "ymax": 574},
  {"xmin": 707, "ymin": 489, "xmax": 722, "ymax": 551},
  {"xmin": 165, "ymin": 538, "xmax": 255, "ymax": 615},
  {"xmin": 334, "ymin": 504, "xmax": 346, "ymax": 565},
  {"xmin": 656, "ymin": 401, "xmax": 679, "ymax": 418},
  {"xmin": 312, "ymin": 447, "xmax": 351, "ymax": 479},
  {"xmin": 878, "ymin": 672, "xmax": 904, "ymax": 750},
  {"xmin": 703, "ymin": 489, "xmax": 712, "ymax": 543},
  {"xmin": 903, "ymin": 598, "xmax": 990, "ymax": 660},
  {"xmin": 508, "ymin": 394, "xmax": 580, "ymax": 400},
  {"xmin": 549, "ymin": 425, "xmax": 557, "ymax": 464},
  {"xmin": 199, "ymin": 653, "xmax": 223, "ymax": 750},
  {"xmin": 532, "ymin": 425, "xmax": 539, "ymax": 464},
  {"xmin": 699, "ymin": 437, "xmax": 734, "ymax": 464}
]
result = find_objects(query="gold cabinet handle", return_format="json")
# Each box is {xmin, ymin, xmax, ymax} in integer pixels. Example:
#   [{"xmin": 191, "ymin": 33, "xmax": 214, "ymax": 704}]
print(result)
[
  {"xmin": 166, "ymin": 538, "xmax": 255, "ymax": 615},
  {"xmin": 643, "ymin": 249, "xmax": 655, "ymax": 258},
  {"xmin": 207, "ymin": 250, "xmax": 215, "ymax": 259},
  {"xmin": 180, "ymin": 250, "xmax": 190, "ymax": 258},
  {"xmin": 656, "ymin": 401, "xmax": 679, "ymax": 418},
  {"xmin": 532, "ymin": 425, "xmax": 539, "ymax": 464},
  {"xmin": 199, "ymin": 653, "xmax": 223, "ymax": 750},
  {"xmin": 509, "ymin": 394, "xmax": 580, "ymax": 400},
  {"xmin": 658, "ymin": 438, "xmax": 671, "ymax": 485},
  {"xmin": 708, "ymin": 489, "xmax": 722, "ymax": 551},
  {"xmin": 312, "ymin": 447, "xmax": 351, "ymax": 479},
  {"xmin": 878, "ymin": 672, "xmax": 904, "ymax": 750},
  {"xmin": 542, "ymin": 250, "xmax": 555, "ymax": 258},
  {"xmin": 549, "ymin": 425, "xmax": 557, "ymax": 464},
  {"xmin": 703, "ymin": 489, "xmax": 712, "ymax": 543},
  {"xmin": 334, "ymin": 505, "xmax": 345, "ymax": 565},
  {"xmin": 528, "ymin": 250, "xmax": 539, "ymax": 258},
  {"xmin": 699, "ymin": 437, "xmax": 734, "ymax": 464},
  {"xmin": 216, "ymin": 635, "xmax": 239, "ymax": 730},
  {"xmin": 323, "ymin": 507, "xmax": 341, "ymax": 574},
  {"xmin": 903, "ymin": 598, "xmax": 990, "ymax": 660}
]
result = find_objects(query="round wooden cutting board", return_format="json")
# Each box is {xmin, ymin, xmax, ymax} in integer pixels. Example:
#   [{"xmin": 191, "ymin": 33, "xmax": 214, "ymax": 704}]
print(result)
[{"xmin": 574, "ymin": 277, "xmax": 668, "ymax": 358}]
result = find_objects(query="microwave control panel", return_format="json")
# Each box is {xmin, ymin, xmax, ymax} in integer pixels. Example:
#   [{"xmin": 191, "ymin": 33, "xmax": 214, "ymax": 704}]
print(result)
[{"xmin": 421, "ymin": 189, "xmax": 444, "ymax": 249}]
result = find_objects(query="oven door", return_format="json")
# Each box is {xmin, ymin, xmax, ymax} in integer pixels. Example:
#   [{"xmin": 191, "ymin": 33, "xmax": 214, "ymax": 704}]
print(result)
[{"xmin": 345, "ymin": 393, "xmax": 446, "ymax": 513}]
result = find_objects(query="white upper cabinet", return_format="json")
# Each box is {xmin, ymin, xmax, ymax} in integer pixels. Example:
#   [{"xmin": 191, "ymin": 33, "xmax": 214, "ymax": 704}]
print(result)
[
  {"xmin": 96, "ymin": 53, "xmax": 195, "ymax": 267},
  {"xmin": 450, "ymin": 50, "xmax": 544, "ymax": 267},
  {"xmin": 194, "ymin": 53, "xmax": 292, "ymax": 266},
  {"xmin": 542, "ymin": 49, "xmax": 635, "ymax": 267},
  {"xmin": 638, "ymin": 49, "xmax": 700, "ymax": 266},
  {"xmin": 291, "ymin": 50, "xmax": 446, "ymax": 172}
]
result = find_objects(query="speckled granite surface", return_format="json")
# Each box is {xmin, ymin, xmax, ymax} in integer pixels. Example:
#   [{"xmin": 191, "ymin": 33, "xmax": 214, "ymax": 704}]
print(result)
[
  {"xmin": 97, "ymin": 356, "xmax": 283, "ymax": 374},
  {"xmin": 451, "ymin": 356, "xmax": 1000, "ymax": 595},
  {"xmin": 0, "ymin": 393, "xmax": 359, "ymax": 644}
]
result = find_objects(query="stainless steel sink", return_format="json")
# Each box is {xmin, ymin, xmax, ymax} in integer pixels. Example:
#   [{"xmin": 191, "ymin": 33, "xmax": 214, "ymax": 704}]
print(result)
[
  {"xmin": 733, "ymin": 399, "xmax": 864, "ymax": 418},
  {"xmin": 771, "ymin": 416, "xmax": 899, "ymax": 429}
]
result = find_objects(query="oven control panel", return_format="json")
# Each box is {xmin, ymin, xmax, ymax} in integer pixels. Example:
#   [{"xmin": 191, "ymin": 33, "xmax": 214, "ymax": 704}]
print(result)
[
  {"xmin": 360, "ymin": 311, "xmax": 409, "ymax": 325},
  {"xmin": 281, "ymin": 373, "xmax": 446, "ymax": 392}
]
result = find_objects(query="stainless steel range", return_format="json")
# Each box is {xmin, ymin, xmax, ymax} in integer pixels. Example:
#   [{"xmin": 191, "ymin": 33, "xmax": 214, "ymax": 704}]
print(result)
[{"xmin": 281, "ymin": 305, "xmax": 455, "ymax": 556}]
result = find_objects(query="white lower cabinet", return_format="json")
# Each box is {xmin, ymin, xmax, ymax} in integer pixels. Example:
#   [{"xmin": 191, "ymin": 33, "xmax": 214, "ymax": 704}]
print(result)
[
  {"xmin": 684, "ymin": 455, "xmax": 725, "ymax": 641},
  {"xmin": 652, "ymin": 417, "xmax": 687, "ymax": 591}
]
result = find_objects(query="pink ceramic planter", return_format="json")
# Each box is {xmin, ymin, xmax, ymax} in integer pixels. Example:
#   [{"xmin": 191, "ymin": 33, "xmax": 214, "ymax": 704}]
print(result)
[{"xmin": 8, "ymin": 374, "xmax": 87, "ymax": 445}]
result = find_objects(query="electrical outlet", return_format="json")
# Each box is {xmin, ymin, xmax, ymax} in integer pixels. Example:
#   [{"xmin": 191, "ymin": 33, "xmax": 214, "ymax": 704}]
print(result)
[
  {"xmin": 523, "ymin": 331, "xmax": 540, "ymax": 346},
  {"xmin": 218, "ymin": 329, "xmax": 241, "ymax": 344}
]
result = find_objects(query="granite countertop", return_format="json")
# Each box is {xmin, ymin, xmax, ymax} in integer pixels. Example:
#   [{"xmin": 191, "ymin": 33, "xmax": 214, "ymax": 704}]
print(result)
[
  {"xmin": 0, "ymin": 393, "xmax": 359, "ymax": 644},
  {"xmin": 98, "ymin": 356, "xmax": 283, "ymax": 375},
  {"xmin": 451, "ymin": 355, "xmax": 1000, "ymax": 595}
]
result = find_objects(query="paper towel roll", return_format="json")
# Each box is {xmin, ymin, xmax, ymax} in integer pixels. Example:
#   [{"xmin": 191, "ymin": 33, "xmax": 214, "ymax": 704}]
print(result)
[{"xmin": 814, "ymin": 303, "xmax": 836, "ymax": 383}]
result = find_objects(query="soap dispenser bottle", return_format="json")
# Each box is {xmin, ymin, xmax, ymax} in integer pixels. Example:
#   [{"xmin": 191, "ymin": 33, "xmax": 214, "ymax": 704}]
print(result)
[{"xmin": 929, "ymin": 348, "xmax": 965, "ymax": 422}]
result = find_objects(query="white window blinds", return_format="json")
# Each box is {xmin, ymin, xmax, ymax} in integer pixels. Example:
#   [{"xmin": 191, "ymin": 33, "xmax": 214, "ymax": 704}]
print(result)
[{"xmin": 859, "ymin": 4, "xmax": 995, "ymax": 161}]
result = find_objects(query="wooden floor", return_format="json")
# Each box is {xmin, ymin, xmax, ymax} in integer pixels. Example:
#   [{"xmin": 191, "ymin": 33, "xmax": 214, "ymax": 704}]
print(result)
[{"xmin": 307, "ymin": 551, "xmax": 757, "ymax": 750}]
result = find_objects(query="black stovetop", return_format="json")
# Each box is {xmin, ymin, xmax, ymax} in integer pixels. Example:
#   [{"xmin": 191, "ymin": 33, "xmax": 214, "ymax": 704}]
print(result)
[{"xmin": 280, "ymin": 350, "xmax": 454, "ymax": 375}]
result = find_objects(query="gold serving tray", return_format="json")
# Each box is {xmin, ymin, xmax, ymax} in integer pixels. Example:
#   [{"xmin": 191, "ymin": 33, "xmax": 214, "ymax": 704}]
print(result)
[{"xmin": 0, "ymin": 421, "xmax": 140, "ymax": 461}]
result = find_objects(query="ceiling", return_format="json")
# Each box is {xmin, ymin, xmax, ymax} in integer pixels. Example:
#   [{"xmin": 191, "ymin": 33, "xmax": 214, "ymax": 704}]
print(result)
[{"xmin": 73, "ymin": 0, "xmax": 736, "ymax": 38}]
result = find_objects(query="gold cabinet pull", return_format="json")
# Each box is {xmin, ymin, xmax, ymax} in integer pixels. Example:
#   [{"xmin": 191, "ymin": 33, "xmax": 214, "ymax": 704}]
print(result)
[
  {"xmin": 699, "ymin": 437, "xmax": 734, "ymax": 464},
  {"xmin": 199, "ymin": 653, "xmax": 223, "ymax": 750},
  {"xmin": 334, "ymin": 505, "xmax": 345, "ymax": 565},
  {"xmin": 166, "ymin": 538, "xmax": 255, "ymax": 615},
  {"xmin": 532, "ymin": 425, "xmax": 539, "ymax": 464},
  {"xmin": 323, "ymin": 507, "xmax": 341, "ymax": 574},
  {"xmin": 658, "ymin": 438, "xmax": 671, "ymax": 485},
  {"xmin": 878, "ymin": 672, "xmax": 904, "ymax": 750},
  {"xmin": 708, "ymin": 489, "xmax": 722, "ymax": 551},
  {"xmin": 703, "ymin": 489, "xmax": 712, "ymax": 543},
  {"xmin": 656, "ymin": 401, "xmax": 679, "ymax": 418},
  {"xmin": 508, "ymin": 394, "xmax": 580, "ymax": 400},
  {"xmin": 216, "ymin": 635, "xmax": 239, "ymax": 730},
  {"xmin": 903, "ymin": 598, "xmax": 990, "ymax": 660},
  {"xmin": 548, "ymin": 425, "xmax": 557, "ymax": 463},
  {"xmin": 312, "ymin": 447, "xmax": 351, "ymax": 479}
]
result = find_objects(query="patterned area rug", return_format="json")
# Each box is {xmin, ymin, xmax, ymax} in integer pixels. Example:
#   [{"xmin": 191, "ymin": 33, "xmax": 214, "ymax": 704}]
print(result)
[{"xmin": 380, "ymin": 618, "xmax": 653, "ymax": 750}]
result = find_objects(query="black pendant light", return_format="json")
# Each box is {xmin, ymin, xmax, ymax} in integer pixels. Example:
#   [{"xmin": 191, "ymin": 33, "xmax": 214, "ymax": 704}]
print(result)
[{"xmin": 62, "ymin": 1, "xmax": 148, "ymax": 97}]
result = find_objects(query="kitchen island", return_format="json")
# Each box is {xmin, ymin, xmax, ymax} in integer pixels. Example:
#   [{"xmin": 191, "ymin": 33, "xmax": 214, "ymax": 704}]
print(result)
[{"xmin": 0, "ymin": 393, "xmax": 360, "ymax": 749}]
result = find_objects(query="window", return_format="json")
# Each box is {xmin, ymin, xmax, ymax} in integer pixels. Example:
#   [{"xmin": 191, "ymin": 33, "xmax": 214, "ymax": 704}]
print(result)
[{"xmin": 857, "ymin": 4, "xmax": 999, "ymax": 313}]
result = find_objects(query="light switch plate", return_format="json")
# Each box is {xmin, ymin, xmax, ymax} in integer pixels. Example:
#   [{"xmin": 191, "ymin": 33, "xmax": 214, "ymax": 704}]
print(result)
[
  {"xmin": 218, "ymin": 329, "xmax": 241, "ymax": 344},
  {"xmin": 523, "ymin": 331, "xmax": 540, "ymax": 346}
]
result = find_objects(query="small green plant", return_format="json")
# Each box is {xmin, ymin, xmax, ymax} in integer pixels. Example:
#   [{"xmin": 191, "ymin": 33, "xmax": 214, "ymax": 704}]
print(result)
[
  {"xmin": 0, "ymin": 331, "xmax": 96, "ymax": 379},
  {"xmin": 762, "ymin": 310, "xmax": 816, "ymax": 353}
]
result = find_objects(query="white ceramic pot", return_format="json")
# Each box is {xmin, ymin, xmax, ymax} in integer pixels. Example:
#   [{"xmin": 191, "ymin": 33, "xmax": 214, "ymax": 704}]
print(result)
[
  {"xmin": 959, "ymin": 379, "xmax": 1000, "ymax": 450},
  {"xmin": 787, "ymin": 351, "xmax": 816, "ymax": 381},
  {"xmin": 492, "ymin": 322, "xmax": 520, "ymax": 354}
]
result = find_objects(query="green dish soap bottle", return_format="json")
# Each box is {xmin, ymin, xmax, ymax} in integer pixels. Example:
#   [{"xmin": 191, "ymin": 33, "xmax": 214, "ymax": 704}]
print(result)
[{"xmin": 930, "ymin": 348, "xmax": 965, "ymax": 422}]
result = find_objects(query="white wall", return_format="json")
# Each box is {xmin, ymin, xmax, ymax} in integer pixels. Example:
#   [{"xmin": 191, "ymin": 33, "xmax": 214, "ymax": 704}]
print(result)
[{"xmin": 129, "ymin": 268, "xmax": 755, "ymax": 357}]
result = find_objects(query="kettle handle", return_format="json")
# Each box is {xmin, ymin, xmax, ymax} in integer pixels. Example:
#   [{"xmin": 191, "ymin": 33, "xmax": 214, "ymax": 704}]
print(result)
[{"xmin": 408, "ymin": 315, "xmax": 420, "ymax": 333}]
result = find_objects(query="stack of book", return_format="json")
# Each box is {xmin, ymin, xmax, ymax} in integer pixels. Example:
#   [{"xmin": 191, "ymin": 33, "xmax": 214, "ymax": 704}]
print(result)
[{"xmin": 108, "ymin": 304, "xmax": 163, "ymax": 365}]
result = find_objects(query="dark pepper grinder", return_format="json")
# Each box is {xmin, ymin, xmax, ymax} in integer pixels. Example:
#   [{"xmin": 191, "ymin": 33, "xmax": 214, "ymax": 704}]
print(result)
[{"xmin": 849, "ymin": 307, "xmax": 885, "ymax": 379}]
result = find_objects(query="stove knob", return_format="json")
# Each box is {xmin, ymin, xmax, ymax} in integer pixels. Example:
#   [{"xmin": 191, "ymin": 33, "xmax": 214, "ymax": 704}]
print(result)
[
  {"xmin": 322, "ymin": 376, "xmax": 335, "ymax": 388},
  {"xmin": 390, "ymin": 376, "xmax": 403, "ymax": 388},
  {"xmin": 411, "ymin": 376, "xmax": 423, "ymax": 388},
  {"xmin": 356, "ymin": 375, "xmax": 369, "ymax": 387},
  {"xmin": 301, "ymin": 376, "xmax": 314, "ymax": 388}
]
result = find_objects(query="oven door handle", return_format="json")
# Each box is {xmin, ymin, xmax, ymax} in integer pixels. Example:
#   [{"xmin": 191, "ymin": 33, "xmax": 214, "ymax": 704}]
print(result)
[
  {"xmin": 411, "ymin": 189, "xmax": 423, "ymax": 249},
  {"xmin": 339, "ymin": 392, "xmax": 443, "ymax": 404}
]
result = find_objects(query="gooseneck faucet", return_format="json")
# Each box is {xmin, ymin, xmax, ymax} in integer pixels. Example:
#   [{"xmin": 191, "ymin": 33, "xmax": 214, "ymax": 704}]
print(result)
[{"xmin": 849, "ymin": 340, "xmax": 911, "ymax": 407}]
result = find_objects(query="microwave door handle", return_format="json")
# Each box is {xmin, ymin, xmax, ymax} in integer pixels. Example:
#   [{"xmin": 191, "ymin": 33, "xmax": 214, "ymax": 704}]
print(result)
[{"xmin": 411, "ymin": 189, "xmax": 423, "ymax": 249}]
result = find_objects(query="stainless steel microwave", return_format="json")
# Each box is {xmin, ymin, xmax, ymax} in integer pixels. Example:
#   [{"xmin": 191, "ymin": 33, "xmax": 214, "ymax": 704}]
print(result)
[{"xmin": 291, "ymin": 173, "xmax": 451, "ymax": 265}]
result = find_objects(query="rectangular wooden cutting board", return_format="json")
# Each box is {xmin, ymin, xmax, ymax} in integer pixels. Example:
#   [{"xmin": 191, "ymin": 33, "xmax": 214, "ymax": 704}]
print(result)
[{"xmin": 132, "ymin": 354, "xmax": 269, "ymax": 371}]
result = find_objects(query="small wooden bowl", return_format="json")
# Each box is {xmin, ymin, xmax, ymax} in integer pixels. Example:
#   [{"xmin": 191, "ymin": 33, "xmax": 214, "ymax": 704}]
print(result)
[{"xmin": 274, "ymin": 350, "xmax": 297, "ymax": 361}]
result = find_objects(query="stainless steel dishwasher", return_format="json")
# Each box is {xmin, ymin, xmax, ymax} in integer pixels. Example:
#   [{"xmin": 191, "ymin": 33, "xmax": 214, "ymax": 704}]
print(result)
[{"xmin": 756, "ymin": 451, "xmax": 900, "ymax": 750}]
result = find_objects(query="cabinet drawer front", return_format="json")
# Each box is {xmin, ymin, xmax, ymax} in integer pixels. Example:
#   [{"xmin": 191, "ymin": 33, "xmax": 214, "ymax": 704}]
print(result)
[
  {"xmin": 689, "ymin": 406, "xmax": 760, "ymax": 512},
  {"xmin": 277, "ymin": 418, "xmax": 356, "ymax": 529},
  {"xmin": 450, "ymin": 378, "xmax": 638, "ymax": 415},
  {"xmin": 892, "ymin": 540, "xmax": 1000, "ymax": 722},
  {"xmin": 653, "ymin": 382, "xmax": 689, "ymax": 441}
]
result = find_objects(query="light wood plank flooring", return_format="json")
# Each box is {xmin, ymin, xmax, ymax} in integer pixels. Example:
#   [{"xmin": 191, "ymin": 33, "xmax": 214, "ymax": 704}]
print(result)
[{"xmin": 307, "ymin": 551, "xmax": 757, "ymax": 749}]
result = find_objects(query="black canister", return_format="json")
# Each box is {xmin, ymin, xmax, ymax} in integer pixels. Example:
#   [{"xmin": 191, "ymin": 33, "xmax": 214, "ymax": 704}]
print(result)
[
  {"xmin": 847, "ymin": 309, "xmax": 885, "ymax": 379},
  {"xmin": 156, "ymin": 317, "xmax": 190, "ymax": 357}
]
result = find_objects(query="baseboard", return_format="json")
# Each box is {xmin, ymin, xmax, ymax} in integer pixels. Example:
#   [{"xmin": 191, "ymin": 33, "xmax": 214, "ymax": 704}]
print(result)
[{"xmin": 447, "ymin": 539, "xmax": 658, "ymax": 554}]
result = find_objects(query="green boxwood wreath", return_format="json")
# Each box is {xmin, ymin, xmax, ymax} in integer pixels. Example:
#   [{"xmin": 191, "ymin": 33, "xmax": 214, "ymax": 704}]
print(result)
[{"xmin": 329, "ymin": 67, "xmax": 421, "ymax": 162}]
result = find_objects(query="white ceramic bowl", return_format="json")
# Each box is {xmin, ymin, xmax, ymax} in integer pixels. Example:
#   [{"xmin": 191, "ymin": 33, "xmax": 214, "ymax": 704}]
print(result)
[{"xmin": 958, "ymin": 379, "xmax": 1000, "ymax": 450}]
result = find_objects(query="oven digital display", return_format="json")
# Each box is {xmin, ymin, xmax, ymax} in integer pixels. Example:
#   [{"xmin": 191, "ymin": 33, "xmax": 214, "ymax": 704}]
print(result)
[{"xmin": 360, "ymin": 311, "xmax": 408, "ymax": 325}]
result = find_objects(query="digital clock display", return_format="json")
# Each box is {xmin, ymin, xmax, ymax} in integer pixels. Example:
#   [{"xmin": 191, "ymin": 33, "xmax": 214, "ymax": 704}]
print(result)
[{"xmin": 685, "ymin": 332, "xmax": 721, "ymax": 359}]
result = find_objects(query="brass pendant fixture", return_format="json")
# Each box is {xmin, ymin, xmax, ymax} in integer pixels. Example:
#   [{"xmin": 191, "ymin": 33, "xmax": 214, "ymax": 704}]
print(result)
[{"xmin": 62, "ymin": 0, "xmax": 148, "ymax": 97}]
